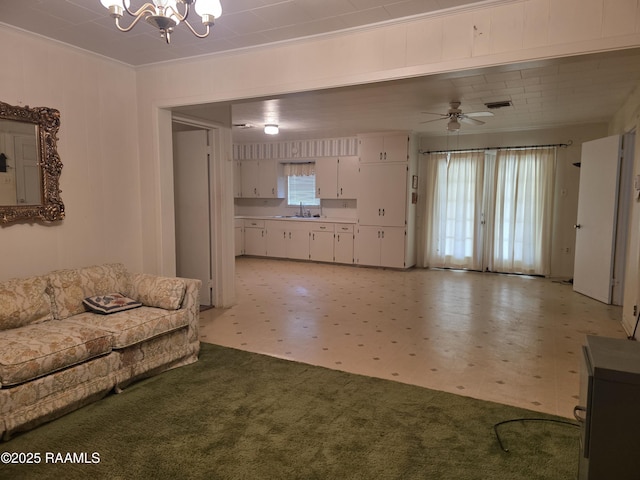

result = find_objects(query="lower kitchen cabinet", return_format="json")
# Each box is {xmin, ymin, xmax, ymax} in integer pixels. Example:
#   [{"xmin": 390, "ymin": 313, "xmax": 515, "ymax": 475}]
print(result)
[
  {"xmin": 244, "ymin": 220, "xmax": 266, "ymax": 256},
  {"xmin": 235, "ymin": 219, "xmax": 244, "ymax": 256},
  {"xmin": 265, "ymin": 220, "xmax": 310, "ymax": 260},
  {"xmin": 334, "ymin": 224, "xmax": 354, "ymax": 264},
  {"xmin": 355, "ymin": 225, "xmax": 406, "ymax": 268},
  {"xmin": 240, "ymin": 218, "xmax": 359, "ymax": 266},
  {"xmin": 310, "ymin": 223, "xmax": 335, "ymax": 262}
]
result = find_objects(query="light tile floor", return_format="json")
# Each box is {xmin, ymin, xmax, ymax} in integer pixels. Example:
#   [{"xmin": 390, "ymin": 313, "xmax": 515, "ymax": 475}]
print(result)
[{"xmin": 199, "ymin": 257, "xmax": 627, "ymax": 418}]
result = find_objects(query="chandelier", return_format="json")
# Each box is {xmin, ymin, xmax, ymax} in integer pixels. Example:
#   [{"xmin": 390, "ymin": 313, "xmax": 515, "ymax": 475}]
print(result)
[{"xmin": 100, "ymin": 0, "xmax": 222, "ymax": 44}]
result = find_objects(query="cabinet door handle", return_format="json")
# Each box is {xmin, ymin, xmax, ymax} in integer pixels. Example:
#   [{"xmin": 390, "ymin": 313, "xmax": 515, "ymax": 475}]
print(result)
[
  {"xmin": 272, "ymin": 187, "xmax": 275, "ymax": 195},
  {"xmin": 382, "ymin": 208, "xmax": 385, "ymax": 216},
  {"xmin": 312, "ymin": 233, "xmax": 315, "ymax": 240},
  {"xmin": 254, "ymin": 187, "xmax": 257, "ymax": 195},
  {"xmin": 381, "ymin": 230, "xmax": 385, "ymax": 239},
  {"xmin": 379, "ymin": 152, "xmax": 383, "ymax": 160},
  {"xmin": 283, "ymin": 232, "xmax": 286, "ymax": 239},
  {"xmin": 378, "ymin": 208, "xmax": 382, "ymax": 216},
  {"xmin": 319, "ymin": 226, "xmax": 326, "ymax": 230},
  {"xmin": 340, "ymin": 187, "xmax": 343, "ymax": 196},
  {"xmin": 289, "ymin": 232, "xmax": 291, "ymax": 239},
  {"xmin": 384, "ymin": 152, "xmax": 387, "ymax": 160}
]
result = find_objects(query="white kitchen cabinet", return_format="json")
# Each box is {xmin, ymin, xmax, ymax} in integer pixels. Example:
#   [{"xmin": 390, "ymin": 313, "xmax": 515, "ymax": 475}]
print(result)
[
  {"xmin": 356, "ymin": 226, "xmax": 406, "ymax": 268},
  {"xmin": 358, "ymin": 134, "xmax": 409, "ymax": 163},
  {"xmin": 233, "ymin": 160, "xmax": 242, "ymax": 198},
  {"xmin": 354, "ymin": 132, "xmax": 415, "ymax": 269},
  {"xmin": 234, "ymin": 219, "xmax": 243, "ymax": 256},
  {"xmin": 309, "ymin": 223, "xmax": 335, "ymax": 262},
  {"xmin": 238, "ymin": 159, "xmax": 284, "ymax": 198},
  {"xmin": 265, "ymin": 220, "xmax": 310, "ymax": 260},
  {"xmin": 315, "ymin": 156, "xmax": 359, "ymax": 199},
  {"xmin": 244, "ymin": 219, "xmax": 266, "ymax": 256},
  {"xmin": 334, "ymin": 224, "xmax": 354, "ymax": 264},
  {"xmin": 358, "ymin": 163, "xmax": 407, "ymax": 227}
]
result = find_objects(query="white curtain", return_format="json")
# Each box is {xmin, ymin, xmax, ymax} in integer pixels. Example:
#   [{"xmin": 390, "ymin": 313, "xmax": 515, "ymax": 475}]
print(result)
[
  {"xmin": 421, "ymin": 147, "xmax": 556, "ymax": 276},
  {"xmin": 424, "ymin": 151, "xmax": 485, "ymax": 270},
  {"xmin": 284, "ymin": 162, "xmax": 315, "ymax": 176},
  {"xmin": 488, "ymin": 147, "xmax": 555, "ymax": 275}
]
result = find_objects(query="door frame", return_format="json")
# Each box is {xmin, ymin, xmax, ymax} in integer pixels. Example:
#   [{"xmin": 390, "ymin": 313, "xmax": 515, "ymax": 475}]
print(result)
[
  {"xmin": 169, "ymin": 113, "xmax": 236, "ymax": 308},
  {"xmin": 612, "ymin": 130, "xmax": 635, "ymax": 305},
  {"xmin": 173, "ymin": 126, "xmax": 213, "ymax": 306}
]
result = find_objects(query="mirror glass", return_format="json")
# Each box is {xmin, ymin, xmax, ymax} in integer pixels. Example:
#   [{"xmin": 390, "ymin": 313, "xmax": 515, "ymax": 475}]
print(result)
[
  {"xmin": 0, "ymin": 119, "xmax": 41, "ymax": 206},
  {"xmin": 0, "ymin": 101, "xmax": 64, "ymax": 224}
]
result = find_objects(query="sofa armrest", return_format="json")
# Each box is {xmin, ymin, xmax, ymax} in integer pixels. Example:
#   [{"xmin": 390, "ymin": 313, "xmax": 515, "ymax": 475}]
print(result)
[
  {"xmin": 126, "ymin": 273, "xmax": 202, "ymax": 344},
  {"xmin": 175, "ymin": 276, "xmax": 201, "ymax": 345}
]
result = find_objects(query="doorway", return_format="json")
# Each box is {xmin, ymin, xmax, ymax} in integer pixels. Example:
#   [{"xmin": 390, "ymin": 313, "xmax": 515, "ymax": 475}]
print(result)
[{"xmin": 173, "ymin": 122, "xmax": 213, "ymax": 306}]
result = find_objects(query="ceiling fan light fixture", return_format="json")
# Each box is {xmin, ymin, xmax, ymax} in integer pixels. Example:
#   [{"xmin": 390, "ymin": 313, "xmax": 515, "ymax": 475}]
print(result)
[
  {"xmin": 264, "ymin": 124, "xmax": 279, "ymax": 135},
  {"xmin": 447, "ymin": 119, "xmax": 460, "ymax": 131}
]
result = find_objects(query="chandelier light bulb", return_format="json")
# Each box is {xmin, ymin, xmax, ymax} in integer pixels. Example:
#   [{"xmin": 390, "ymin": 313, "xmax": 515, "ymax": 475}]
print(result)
[{"xmin": 195, "ymin": 0, "xmax": 222, "ymax": 19}]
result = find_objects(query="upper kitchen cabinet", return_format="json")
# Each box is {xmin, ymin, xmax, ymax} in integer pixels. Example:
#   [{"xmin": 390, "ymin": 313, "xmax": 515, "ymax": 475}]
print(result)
[
  {"xmin": 358, "ymin": 163, "xmax": 408, "ymax": 227},
  {"xmin": 358, "ymin": 133, "xmax": 410, "ymax": 163},
  {"xmin": 236, "ymin": 159, "xmax": 284, "ymax": 198},
  {"xmin": 315, "ymin": 156, "xmax": 359, "ymax": 199}
]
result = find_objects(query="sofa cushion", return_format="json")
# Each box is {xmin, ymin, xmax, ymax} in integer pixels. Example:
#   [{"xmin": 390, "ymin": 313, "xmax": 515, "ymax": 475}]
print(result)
[
  {"xmin": 126, "ymin": 274, "xmax": 186, "ymax": 310},
  {"xmin": 83, "ymin": 293, "xmax": 142, "ymax": 314},
  {"xmin": 0, "ymin": 321, "xmax": 113, "ymax": 387},
  {"xmin": 47, "ymin": 263, "xmax": 129, "ymax": 320},
  {"xmin": 67, "ymin": 307, "xmax": 189, "ymax": 349},
  {"xmin": 0, "ymin": 276, "xmax": 52, "ymax": 330}
]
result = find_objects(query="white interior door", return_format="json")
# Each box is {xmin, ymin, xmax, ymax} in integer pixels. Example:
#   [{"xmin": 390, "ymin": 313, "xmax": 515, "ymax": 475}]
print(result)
[
  {"xmin": 573, "ymin": 135, "xmax": 621, "ymax": 304},
  {"xmin": 173, "ymin": 129, "xmax": 212, "ymax": 306}
]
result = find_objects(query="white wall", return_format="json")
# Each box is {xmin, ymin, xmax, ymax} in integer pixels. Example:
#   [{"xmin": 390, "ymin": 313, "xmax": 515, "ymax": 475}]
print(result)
[
  {"xmin": 0, "ymin": 26, "xmax": 142, "ymax": 281},
  {"xmin": 418, "ymin": 123, "xmax": 608, "ymax": 278}
]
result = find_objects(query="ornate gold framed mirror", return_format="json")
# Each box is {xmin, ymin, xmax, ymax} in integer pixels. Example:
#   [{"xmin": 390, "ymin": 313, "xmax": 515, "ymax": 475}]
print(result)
[{"xmin": 0, "ymin": 101, "xmax": 64, "ymax": 224}]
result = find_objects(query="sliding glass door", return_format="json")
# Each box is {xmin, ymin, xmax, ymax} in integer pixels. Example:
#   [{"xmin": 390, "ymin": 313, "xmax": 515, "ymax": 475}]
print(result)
[{"xmin": 422, "ymin": 147, "xmax": 555, "ymax": 276}]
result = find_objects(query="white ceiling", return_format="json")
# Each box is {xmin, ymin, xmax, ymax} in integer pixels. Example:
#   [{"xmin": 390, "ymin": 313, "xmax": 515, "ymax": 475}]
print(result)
[{"xmin": 2, "ymin": 1, "xmax": 640, "ymax": 142}]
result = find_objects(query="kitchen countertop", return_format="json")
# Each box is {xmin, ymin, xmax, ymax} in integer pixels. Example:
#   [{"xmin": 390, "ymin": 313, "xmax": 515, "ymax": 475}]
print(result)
[{"xmin": 236, "ymin": 215, "xmax": 356, "ymax": 224}]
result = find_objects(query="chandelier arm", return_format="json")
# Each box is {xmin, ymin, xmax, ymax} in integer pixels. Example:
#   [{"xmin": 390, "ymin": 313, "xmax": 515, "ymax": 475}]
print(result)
[
  {"xmin": 165, "ymin": 3, "xmax": 189, "ymax": 23},
  {"xmin": 124, "ymin": 2, "xmax": 157, "ymax": 17},
  {"xmin": 182, "ymin": 20, "xmax": 211, "ymax": 39},
  {"xmin": 114, "ymin": 12, "xmax": 153, "ymax": 33}
]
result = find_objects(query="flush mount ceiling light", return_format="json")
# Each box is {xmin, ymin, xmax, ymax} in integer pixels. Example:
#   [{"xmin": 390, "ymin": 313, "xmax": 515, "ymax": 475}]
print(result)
[
  {"xmin": 100, "ymin": 0, "xmax": 222, "ymax": 44},
  {"xmin": 264, "ymin": 124, "xmax": 279, "ymax": 135}
]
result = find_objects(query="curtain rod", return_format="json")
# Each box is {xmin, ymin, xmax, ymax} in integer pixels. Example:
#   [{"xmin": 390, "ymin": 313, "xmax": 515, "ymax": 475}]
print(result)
[{"xmin": 420, "ymin": 140, "xmax": 572, "ymax": 155}]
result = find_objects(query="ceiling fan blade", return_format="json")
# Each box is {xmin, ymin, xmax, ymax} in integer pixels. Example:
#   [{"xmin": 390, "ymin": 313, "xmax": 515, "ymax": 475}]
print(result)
[
  {"xmin": 421, "ymin": 111, "xmax": 448, "ymax": 117},
  {"xmin": 419, "ymin": 117, "xmax": 448, "ymax": 124},
  {"xmin": 459, "ymin": 116, "xmax": 485, "ymax": 125},
  {"xmin": 465, "ymin": 111, "xmax": 494, "ymax": 118}
]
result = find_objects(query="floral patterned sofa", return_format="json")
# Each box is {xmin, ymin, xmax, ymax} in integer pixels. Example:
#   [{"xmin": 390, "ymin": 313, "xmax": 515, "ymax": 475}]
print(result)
[{"xmin": 0, "ymin": 263, "xmax": 201, "ymax": 440}]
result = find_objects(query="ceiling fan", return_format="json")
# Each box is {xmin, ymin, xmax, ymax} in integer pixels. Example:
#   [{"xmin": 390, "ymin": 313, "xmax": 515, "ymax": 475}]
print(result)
[{"xmin": 421, "ymin": 101, "xmax": 494, "ymax": 131}]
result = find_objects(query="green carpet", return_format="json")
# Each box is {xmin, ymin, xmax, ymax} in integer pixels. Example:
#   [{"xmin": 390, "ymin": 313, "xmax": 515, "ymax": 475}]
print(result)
[{"xmin": 2, "ymin": 343, "xmax": 579, "ymax": 479}]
